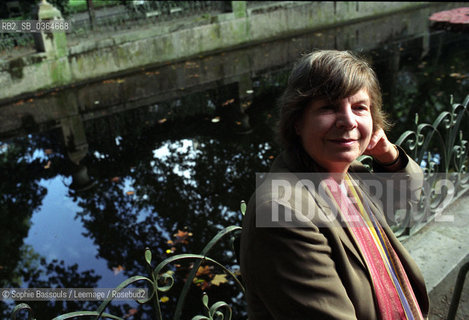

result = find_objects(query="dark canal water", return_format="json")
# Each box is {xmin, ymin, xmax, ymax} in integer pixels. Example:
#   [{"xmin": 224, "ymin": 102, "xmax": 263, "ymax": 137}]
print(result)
[{"xmin": 1, "ymin": 6, "xmax": 469, "ymax": 320}]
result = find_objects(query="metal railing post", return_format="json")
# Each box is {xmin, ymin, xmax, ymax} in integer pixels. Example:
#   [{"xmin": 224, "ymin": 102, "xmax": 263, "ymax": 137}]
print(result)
[{"xmin": 447, "ymin": 261, "xmax": 469, "ymax": 320}]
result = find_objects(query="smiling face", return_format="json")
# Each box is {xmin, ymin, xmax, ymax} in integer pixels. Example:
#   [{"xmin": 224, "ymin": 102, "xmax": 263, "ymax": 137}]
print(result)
[{"xmin": 295, "ymin": 89, "xmax": 373, "ymax": 173}]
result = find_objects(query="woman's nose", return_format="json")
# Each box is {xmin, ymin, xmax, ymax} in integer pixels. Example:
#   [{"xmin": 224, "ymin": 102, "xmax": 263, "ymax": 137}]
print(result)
[{"xmin": 336, "ymin": 107, "xmax": 357, "ymax": 129}]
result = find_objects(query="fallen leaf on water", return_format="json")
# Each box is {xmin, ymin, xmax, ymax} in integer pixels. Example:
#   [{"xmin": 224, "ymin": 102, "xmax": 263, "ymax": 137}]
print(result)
[
  {"xmin": 113, "ymin": 265, "xmax": 125, "ymax": 275},
  {"xmin": 193, "ymin": 278, "xmax": 210, "ymax": 290},
  {"xmin": 126, "ymin": 191, "xmax": 135, "ymax": 196},
  {"xmin": 44, "ymin": 161, "xmax": 51, "ymax": 169},
  {"xmin": 160, "ymin": 296, "xmax": 169, "ymax": 303},
  {"xmin": 196, "ymin": 265, "xmax": 212, "ymax": 277},
  {"xmin": 211, "ymin": 274, "xmax": 228, "ymax": 286},
  {"xmin": 123, "ymin": 308, "xmax": 138, "ymax": 318},
  {"xmin": 111, "ymin": 177, "xmax": 120, "ymax": 182},
  {"xmin": 145, "ymin": 71, "xmax": 160, "ymax": 76},
  {"xmin": 173, "ymin": 229, "xmax": 192, "ymax": 245},
  {"xmin": 450, "ymin": 73, "xmax": 466, "ymax": 79},
  {"xmin": 222, "ymin": 98, "xmax": 235, "ymax": 106},
  {"xmin": 174, "ymin": 229, "xmax": 188, "ymax": 238},
  {"xmin": 44, "ymin": 149, "xmax": 53, "ymax": 154},
  {"xmin": 200, "ymin": 281, "xmax": 210, "ymax": 290},
  {"xmin": 184, "ymin": 61, "xmax": 199, "ymax": 68}
]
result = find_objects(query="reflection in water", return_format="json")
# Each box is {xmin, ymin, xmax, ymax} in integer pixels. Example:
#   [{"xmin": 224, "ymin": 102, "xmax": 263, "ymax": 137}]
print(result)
[{"xmin": 1, "ymin": 14, "xmax": 469, "ymax": 320}]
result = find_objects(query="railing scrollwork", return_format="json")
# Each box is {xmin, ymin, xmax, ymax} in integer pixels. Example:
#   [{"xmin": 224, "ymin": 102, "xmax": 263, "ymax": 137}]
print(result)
[
  {"xmin": 393, "ymin": 95, "xmax": 469, "ymax": 236},
  {"xmin": 9, "ymin": 222, "xmax": 244, "ymax": 320}
]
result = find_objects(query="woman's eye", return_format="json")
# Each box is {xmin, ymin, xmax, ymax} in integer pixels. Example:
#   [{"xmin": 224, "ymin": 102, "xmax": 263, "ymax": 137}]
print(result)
[{"xmin": 354, "ymin": 105, "xmax": 369, "ymax": 111}]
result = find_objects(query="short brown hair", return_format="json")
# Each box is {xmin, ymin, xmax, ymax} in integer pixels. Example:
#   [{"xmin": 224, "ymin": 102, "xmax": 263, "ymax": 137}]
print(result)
[{"xmin": 277, "ymin": 50, "xmax": 390, "ymax": 151}]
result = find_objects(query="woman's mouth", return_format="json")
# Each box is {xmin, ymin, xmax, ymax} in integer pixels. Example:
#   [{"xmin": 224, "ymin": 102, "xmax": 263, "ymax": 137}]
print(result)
[{"xmin": 329, "ymin": 138, "xmax": 357, "ymax": 146}]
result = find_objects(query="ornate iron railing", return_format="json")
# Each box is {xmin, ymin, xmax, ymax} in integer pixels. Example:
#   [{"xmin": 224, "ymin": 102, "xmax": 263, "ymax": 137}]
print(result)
[
  {"xmin": 10, "ymin": 217, "xmax": 245, "ymax": 320},
  {"xmin": 358, "ymin": 96, "xmax": 469, "ymax": 237},
  {"xmin": 393, "ymin": 95, "xmax": 469, "ymax": 237}
]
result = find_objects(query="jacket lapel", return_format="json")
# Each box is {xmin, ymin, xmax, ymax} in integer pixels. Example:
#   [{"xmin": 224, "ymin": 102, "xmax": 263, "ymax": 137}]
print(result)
[
  {"xmin": 272, "ymin": 151, "xmax": 369, "ymax": 271},
  {"xmin": 307, "ymin": 182, "xmax": 368, "ymax": 271}
]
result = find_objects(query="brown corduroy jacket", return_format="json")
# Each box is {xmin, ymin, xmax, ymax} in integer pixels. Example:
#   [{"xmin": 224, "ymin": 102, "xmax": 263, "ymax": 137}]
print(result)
[{"xmin": 240, "ymin": 149, "xmax": 429, "ymax": 320}]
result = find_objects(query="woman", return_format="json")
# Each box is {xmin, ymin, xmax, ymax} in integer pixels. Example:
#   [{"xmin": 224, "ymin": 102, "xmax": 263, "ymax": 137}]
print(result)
[{"xmin": 240, "ymin": 50, "xmax": 429, "ymax": 320}]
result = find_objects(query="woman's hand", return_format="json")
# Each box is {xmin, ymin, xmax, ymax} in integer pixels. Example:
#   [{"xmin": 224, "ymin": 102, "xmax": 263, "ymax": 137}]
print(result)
[{"xmin": 364, "ymin": 128, "xmax": 399, "ymax": 165}]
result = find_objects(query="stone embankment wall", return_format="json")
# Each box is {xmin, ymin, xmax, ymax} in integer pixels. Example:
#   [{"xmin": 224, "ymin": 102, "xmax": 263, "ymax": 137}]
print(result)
[{"xmin": 0, "ymin": 1, "xmax": 455, "ymax": 102}]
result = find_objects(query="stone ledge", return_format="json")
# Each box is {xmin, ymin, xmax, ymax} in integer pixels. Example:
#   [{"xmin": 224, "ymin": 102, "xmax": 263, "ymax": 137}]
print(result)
[{"xmin": 402, "ymin": 190, "xmax": 469, "ymax": 295}]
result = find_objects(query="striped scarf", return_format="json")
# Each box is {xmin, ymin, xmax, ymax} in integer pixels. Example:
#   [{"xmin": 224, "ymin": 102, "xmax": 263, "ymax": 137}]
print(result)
[{"xmin": 324, "ymin": 175, "xmax": 424, "ymax": 320}]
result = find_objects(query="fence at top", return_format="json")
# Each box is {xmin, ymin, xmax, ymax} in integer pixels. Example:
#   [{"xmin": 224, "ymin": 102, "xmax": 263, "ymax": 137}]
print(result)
[
  {"xmin": 66, "ymin": 1, "xmax": 226, "ymax": 43},
  {"xmin": 1, "ymin": 1, "xmax": 279, "ymax": 57}
]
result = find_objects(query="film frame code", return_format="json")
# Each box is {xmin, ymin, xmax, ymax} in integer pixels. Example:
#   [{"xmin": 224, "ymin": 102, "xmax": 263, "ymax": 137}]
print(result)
[{"xmin": 0, "ymin": 20, "xmax": 71, "ymax": 33}]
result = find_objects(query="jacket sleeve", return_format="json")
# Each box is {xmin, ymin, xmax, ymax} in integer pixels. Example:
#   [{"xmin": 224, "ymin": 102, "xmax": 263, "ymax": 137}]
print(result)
[
  {"xmin": 241, "ymin": 199, "xmax": 359, "ymax": 320},
  {"xmin": 367, "ymin": 146, "xmax": 424, "ymax": 221}
]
